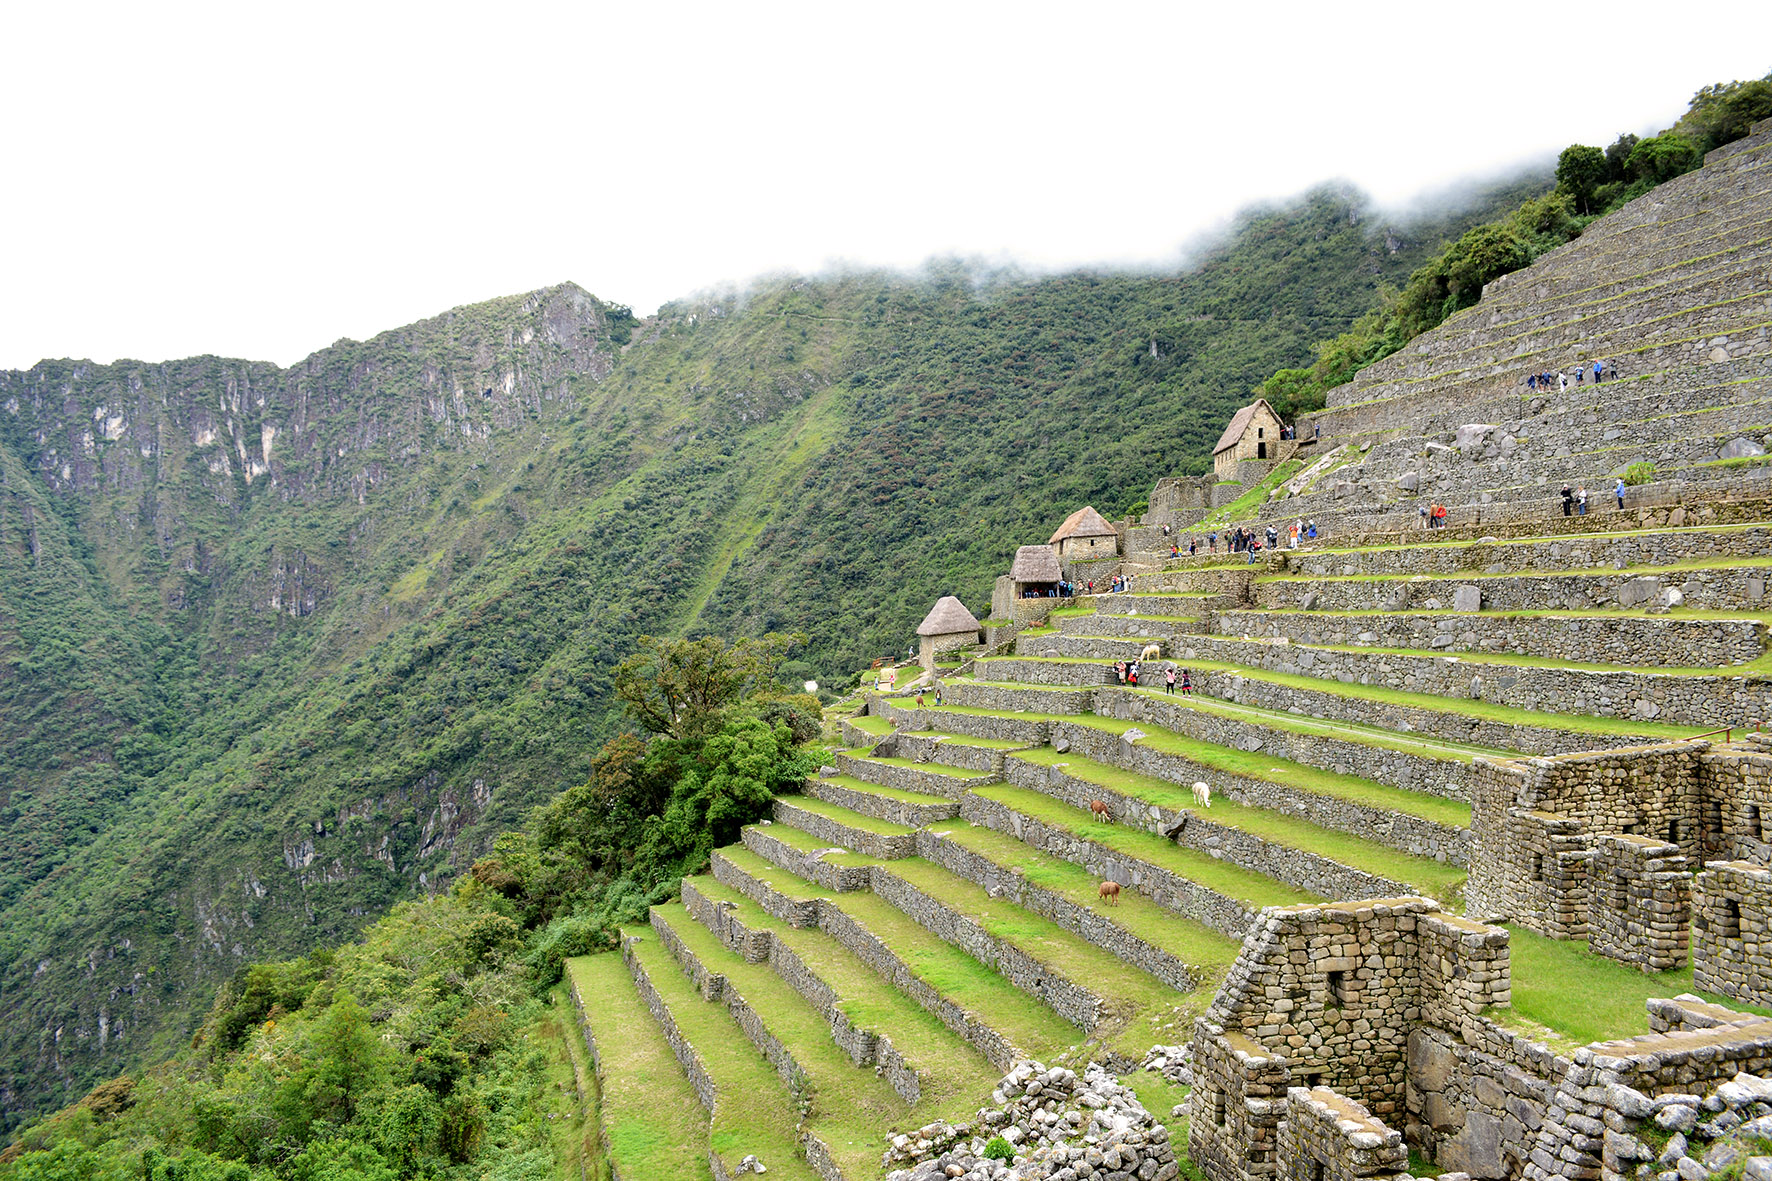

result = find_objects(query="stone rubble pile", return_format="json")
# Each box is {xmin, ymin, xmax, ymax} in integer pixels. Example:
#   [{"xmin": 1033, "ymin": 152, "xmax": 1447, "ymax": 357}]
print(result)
[
  {"xmin": 1137, "ymin": 1045, "xmax": 1193, "ymax": 1088},
  {"xmin": 883, "ymin": 1060, "xmax": 1180, "ymax": 1181},
  {"xmin": 1606, "ymin": 1072, "xmax": 1772, "ymax": 1181}
]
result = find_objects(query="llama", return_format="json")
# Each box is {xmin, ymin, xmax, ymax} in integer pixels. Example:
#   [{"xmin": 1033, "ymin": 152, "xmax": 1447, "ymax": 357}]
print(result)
[
  {"xmin": 1098, "ymin": 880, "xmax": 1121, "ymax": 906},
  {"xmin": 1191, "ymin": 781, "xmax": 1211, "ymax": 808},
  {"xmin": 1089, "ymin": 799, "xmax": 1112, "ymax": 822},
  {"xmin": 1140, "ymin": 643, "xmax": 1162, "ymax": 662}
]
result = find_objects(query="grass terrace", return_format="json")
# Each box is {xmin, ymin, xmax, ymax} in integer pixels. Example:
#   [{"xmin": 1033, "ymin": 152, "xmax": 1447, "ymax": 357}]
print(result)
[
  {"xmin": 620, "ymin": 929, "xmax": 818, "ymax": 1180},
  {"xmin": 783, "ymin": 794, "xmax": 919, "ymax": 837},
  {"xmin": 566, "ymin": 953, "xmax": 712, "ymax": 1181},
  {"xmin": 1002, "ymin": 750, "xmax": 1467, "ymax": 902}
]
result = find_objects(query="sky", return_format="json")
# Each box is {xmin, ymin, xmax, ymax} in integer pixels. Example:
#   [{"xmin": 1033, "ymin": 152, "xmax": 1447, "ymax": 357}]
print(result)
[{"xmin": 1, "ymin": 1, "xmax": 1768, "ymax": 370}]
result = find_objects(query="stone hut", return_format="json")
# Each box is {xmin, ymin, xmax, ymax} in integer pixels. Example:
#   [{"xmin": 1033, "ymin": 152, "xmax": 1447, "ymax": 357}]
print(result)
[
  {"xmin": 1047, "ymin": 505, "xmax": 1118, "ymax": 562},
  {"xmin": 915, "ymin": 595, "xmax": 982, "ymax": 671},
  {"xmin": 1212, "ymin": 398, "xmax": 1286, "ymax": 479},
  {"xmin": 1008, "ymin": 544, "xmax": 1061, "ymax": 598}
]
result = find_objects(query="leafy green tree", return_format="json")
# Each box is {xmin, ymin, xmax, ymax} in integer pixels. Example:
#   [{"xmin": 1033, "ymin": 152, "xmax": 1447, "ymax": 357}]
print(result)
[
  {"xmin": 370, "ymin": 1084, "xmax": 441, "ymax": 1172},
  {"xmin": 1604, "ymin": 133, "xmax": 1640, "ymax": 180},
  {"xmin": 282, "ymin": 1140, "xmax": 397, "ymax": 1181},
  {"xmin": 613, "ymin": 633, "xmax": 801, "ymax": 742},
  {"xmin": 299, "ymin": 993, "xmax": 383, "ymax": 1127},
  {"xmin": 1626, "ymin": 133, "xmax": 1700, "ymax": 183},
  {"xmin": 1555, "ymin": 144, "xmax": 1607, "ymax": 213},
  {"xmin": 1444, "ymin": 223, "xmax": 1531, "ymax": 301},
  {"xmin": 1682, "ymin": 77, "xmax": 1772, "ymax": 150}
]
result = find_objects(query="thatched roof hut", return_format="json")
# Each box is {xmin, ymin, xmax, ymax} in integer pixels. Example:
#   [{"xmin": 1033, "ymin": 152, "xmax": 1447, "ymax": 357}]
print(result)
[
  {"xmin": 1010, "ymin": 545, "xmax": 1062, "ymax": 584},
  {"xmin": 1048, "ymin": 506, "xmax": 1116, "ymax": 544},
  {"xmin": 916, "ymin": 596, "xmax": 982, "ymax": 637}
]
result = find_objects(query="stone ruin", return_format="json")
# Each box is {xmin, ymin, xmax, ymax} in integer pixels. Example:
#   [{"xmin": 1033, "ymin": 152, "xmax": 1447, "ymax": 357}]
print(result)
[{"xmin": 1189, "ymin": 895, "xmax": 1772, "ymax": 1181}]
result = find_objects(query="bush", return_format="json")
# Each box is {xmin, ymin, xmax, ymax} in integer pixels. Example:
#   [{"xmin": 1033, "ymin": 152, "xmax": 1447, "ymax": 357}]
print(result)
[
  {"xmin": 983, "ymin": 1135, "xmax": 1016, "ymax": 1162},
  {"xmin": 1623, "ymin": 461, "xmax": 1656, "ymax": 486}
]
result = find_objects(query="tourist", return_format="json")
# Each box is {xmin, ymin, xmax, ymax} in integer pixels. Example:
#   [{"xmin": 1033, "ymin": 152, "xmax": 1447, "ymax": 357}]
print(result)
[
  {"xmin": 1420, "ymin": 505, "xmax": 1430, "ymax": 531},
  {"xmin": 1577, "ymin": 486, "xmax": 1588, "ymax": 515},
  {"xmin": 1128, "ymin": 660, "xmax": 1139, "ymax": 687},
  {"xmin": 1594, "ymin": 360, "xmax": 1604, "ymax": 384},
  {"xmin": 1115, "ymin": 660, "xmax": 1126, "ymax": 684},
  {"xmin": 1165, "ymin": 666, "xmax": 1176, "ymax": 694},
  {"xmin": 1172, "ymin": 542, "xmax": 1180, "ymax": 558},
  {"xmin": 1163, "ymin": 524, "xmax": 1171, "ymax": 538},
  {"xmin": 1557, "ymin": 371, "xmax": 1568, "ymax": 392},
  {"xmin": 1180, "ymin": 669, "xmax": 1192, "ymax": 695},
  {"xmin": 1615, "ymin": 477, "xmax": 1626, "ymax": 510},
  {"xmin": 934, "ymin": 683, "xmax": 943, "ymax": 707},
  {"xmin": 1087, "ymin": 579, "xmax": 1095, "ymax": 594},
  {"xmin": 1560, "ymin": 486, "xmax": 1574, "ymax": 517},
  {"xmin": 1433, "ymin": 503, "xmax": 1448, "ymax": 529},
  {"xmin": 1266, "ymin": 525, "xmax": 1278, "ymax": 550},
  {"xmin": 1307, "ymin": 521, "xmax": 1318, "ymax": 540},
  {"xmin": 1209, "ymin": 531, "xmax": 1218, "ymax": 553},
  {"xmin": 1576, "ymin": 365, "xmax": 1584, "ymax": 385},
  {"xmin": 1188, "ymin": 538, "xmax": 1196, "ymax": 556}
]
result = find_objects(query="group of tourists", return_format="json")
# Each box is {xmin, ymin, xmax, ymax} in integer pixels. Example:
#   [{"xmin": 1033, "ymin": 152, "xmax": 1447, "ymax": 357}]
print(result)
[
  {"xmin": 1525, "ymin": 360, "xmax": 1608, "ymax": 393},
  {"xmin": 1114, "ymin": 660, "xmax": 1192, "ymax": 694},
  {"xmin": 1419, "ymin": 502, "xmax": 1449, "ymax": 529}
]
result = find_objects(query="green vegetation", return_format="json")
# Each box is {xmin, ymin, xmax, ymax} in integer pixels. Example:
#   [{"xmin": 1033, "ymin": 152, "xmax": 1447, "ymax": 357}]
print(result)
[
  {"xmin": 1623, "ymin": 460, "xmax": 1657, "ymax": 485},
  {"xmin": 1203, "ymin": 459, "xmax": 1304, "ymax": 524}
]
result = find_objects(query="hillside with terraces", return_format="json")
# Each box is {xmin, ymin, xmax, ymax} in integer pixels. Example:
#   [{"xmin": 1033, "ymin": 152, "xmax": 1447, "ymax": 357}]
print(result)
[{"xmin": 563, "ymin": 118, "xmax": 1772, "ymax": 1181}]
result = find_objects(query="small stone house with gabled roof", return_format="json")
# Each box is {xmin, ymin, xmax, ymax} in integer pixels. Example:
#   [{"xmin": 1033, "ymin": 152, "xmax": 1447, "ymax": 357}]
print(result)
[
  {"xmin": 1213, "ymin": 399, "xmax": 1286, "ymax": 479},
  {"xmin": 1047, "ymin": 505, "xmax": 1119, "ymax": 561},
  {"xmin": 1009, "ymin": 544, "xmax": 1062, "ymax": 598},
  {"xmin": 915, "ymin": 595, "xmax": 982, "ymax": 670}
]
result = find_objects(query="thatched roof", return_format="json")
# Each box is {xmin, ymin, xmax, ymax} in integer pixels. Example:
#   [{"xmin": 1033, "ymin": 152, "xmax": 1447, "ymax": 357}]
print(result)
[
  {"xmin": 1010, "ymin": 544, "xmax": 1062, "ymax": 583},
  {"xmin": 1213, "ymin": 398, "xmax": 1280, "ymax": 456},
  {"xmin": 916, "ymin": 595, "xmax": 982, "ymax": 636},
  {"xmin": 1048, "ymin": 506, "xmax": 1116, "ymax": 544}
]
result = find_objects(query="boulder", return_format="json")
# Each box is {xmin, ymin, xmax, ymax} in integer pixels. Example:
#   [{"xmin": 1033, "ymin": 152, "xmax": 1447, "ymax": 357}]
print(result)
[
  {"xmin": 1455, "ymin": 424, "xmax": 1497, "ymax": 450},
  {"xmin": 1619, "ymin": 577, "xmax": 1663, "ymax": 609},
  {"xmin": 1397, "ymin": 471, "xmax": 1421, "ymax": 493},
  {"xmin": 1452, "ymin": 585, "xmax": 1482, "ymax": 612},
  {"xmin": 1721, "ymin": 437, "xmax": 1766, "ymax": 460}
]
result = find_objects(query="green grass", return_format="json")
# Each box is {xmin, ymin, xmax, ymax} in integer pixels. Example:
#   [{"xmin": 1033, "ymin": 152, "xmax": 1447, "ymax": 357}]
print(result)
[
  {"xmin": 1003, "ymin": 751, "xmax": 1466, "ymax": 902},
  {"xmin": 1204, "ymin": 459, "xmax": 1304, "ymax": 525},
  {"xmin": 845, "ymin": 714, "xmax": 896, "ymax": 736},
  {"xmin": 855, "ymin": 754, "xmax": 991, "ymax": 778},
  {"xmin": 542, "ymin": 984, "xmax": 612, "ymax": 1181},
  {"xmin": 679, "ymin": 877, "xmax": 1002, "ymax": 1111},
  {"xmin": 1232, "ymin": 637, "xmax": 1772, "ymax": 679},
  {"xmin": 1122, "ymin": 1068, "xmax": 1191, "ymax": 1126},
  {"xmin": 649, "ymin": 906, "xmax": 915, "ymax": 1175},
  {"xmin": 920, "ymin": 731, "xmax": 1038, "ymax": 751},
  {"xmin": 969, "ymin": 786, "xmax": 1320, "ymax": 909},
  {"xmin": 565, "ymin": 957, "xmax": 710, "ymax": 1181},
  {"xmin": 807, "ymin": 774, "xmax": 960, "ymax": 808},
  {"xmin": 781, "ymin": 794, "xmax": 917, "ymax": 837},
  {"xmin": 1504, "ymin": 925, "xmax": 1772, "ymax": 1047},
  {"xmin": 714, "ymin": 846, "xmax": 1083, "ymax": 1061}
]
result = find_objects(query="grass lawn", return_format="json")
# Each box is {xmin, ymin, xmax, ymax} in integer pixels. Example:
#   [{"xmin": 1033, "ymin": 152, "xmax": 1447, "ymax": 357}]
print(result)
[
  {"xmin": 1505, "ymin": 925, "xmax": 1772, "ymax": 1048},
  {"xmin": 805, "ymin": 774, "xmax": 959, "ymax": 807},
  {"xmin": 920, "ymin": 731, "xmax": 1040, "ymax": 750},
  {"xmin": 845, "ymin": 714, "xmax": 896, "ymax": 736},
  {"xmin": 541, "ymin": 985, "xmax": 613, "ymax": 1181},
  {"xmin": 1249, "ymin": 638, "xmax": 1772, "ymax": 679},
  {"xmin": 1055, "ymin": 711, "xmax": 1475, "ymax": 827},
  {"xmin": 856, "ymin": 754, "xmax": 991, "ymax": 778},
  {"xmin": 1003, "ymin": 751, "xmax": 1466, "ymax": 903},
  {"xmin": 969, "ymin": 786, "xmax": 1320, "ymax": 909},
  {"xmin": 650, "ymin": 906, "xmax": 915, "ymax": 1175},
  {"xmin": 715, "ymin": 846, "xmax": 1083, "ymax": 1061},
  {"xmin": 569, "ymin": 949, "xmax": 719, "ymax": 1181}
]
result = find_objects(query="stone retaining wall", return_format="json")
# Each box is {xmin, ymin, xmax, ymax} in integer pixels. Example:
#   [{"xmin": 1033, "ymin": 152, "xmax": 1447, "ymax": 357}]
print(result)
[
  {"xmin": 1401, "ymin": 1021, "xmax": 1562, "ymax": 1178},
  {"xmin": 1216, "ymin": 604, "xmax": 1767, "ymax": 669},
  {"xmin": 1056, "ymin": 611, "xmax": 1198, "ymax": 639},
  {"xmin": 772, "ymin": 799, "xmax": 916, "ymax": 859},
  {"xmin": 1001, "ymin": 751, "xmax": 1413, "ymax": 901},
  {"xmin": 1252, "ymin": 564, "xmax": 1771, "ymax": 614},
  {"xmin": 1016, "ymin": 633, "xmax": 1164, "ymax": 661},
  {"xmin": 679, "ymin": 880, "xmax": 923, "ymax": 1103},
  {"xmin": 838, "ymin": 718, "xmax": 884, "ymax": 748},
  {"xmin": 912, "ymin": 826, "xmax": 1202, "ymax": 992},
  {"xmin": 833, "ymin": 751, "xmax": 989, "ymax": 799},
  {"xmin": 941, "ymin": 679, "xmax": 1095, "ymax": 715},
  {"xmin": 805, "ymin": 777, "xmax": 957, "ymax": 827},
  {"xmin": 621, "ymin": 932, "xmax": 719, "ymax": 1112},
  {"xmin": 1176, "ymin": 633, "xmax": 1768, "ymax": 728},
  {"xmin": 956, "ymin": 789, "xmax": 1255, "ymax": 940},
  {"xmin": 874, "ymin": 698, "xmax": 1052, "ymax": 744},
  {"xmin": 867, "ymin": 862, "xmax": 1107, "ymax": 1031},
  {"xmin": 1091, "ymin": 684, "xmax": 1474, "ymax": 805},
  {"xmin": 975, "ymin": 657, "xmax": 1112, "ymax": 687},
  {"xmin": 888, "ymin": 731, "xmax": 1012, "ymax": 774},
  {"xmin": 741, "ymin": 826, "xmax": 872, "ymax": 892},
  {"xmin": 712, "ymin": 850, "xmax": 821, "ymax": 927}
]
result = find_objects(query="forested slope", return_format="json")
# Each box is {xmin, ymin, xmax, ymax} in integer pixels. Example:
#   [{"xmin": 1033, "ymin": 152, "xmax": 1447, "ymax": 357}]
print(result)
[{"xmin": 0, "ymin": 177, "xmax": 1541, "ymax": 1128}]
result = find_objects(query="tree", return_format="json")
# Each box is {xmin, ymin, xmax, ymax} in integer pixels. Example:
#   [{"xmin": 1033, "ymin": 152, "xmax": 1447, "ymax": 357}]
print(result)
[
  {"xmin": 1555, "ymin": 144, "xmax": 1607, "ymax": 213},
  {"xmin": 613, "ymin": 633, "xmax": 802, "ymax": 742},
  {"xmin": 1443, "ymin": 223, "xmax": 1531, "ymax": 303},
  {"xmin": 1682, "ymin": 78, "xmax": 1772, "ymax": 151},
  {"xmin": 1604, "ymin": 133, "xmax": 1640, "ymax": 181},
  {"xmin": 1627, "ymin": 133, "xmax": 1700, "ymax": 184}
]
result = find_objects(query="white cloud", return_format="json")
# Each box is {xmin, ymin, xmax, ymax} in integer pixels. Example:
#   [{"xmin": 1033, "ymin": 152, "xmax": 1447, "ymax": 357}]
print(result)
[{"xmin": 1, "ymin": 0, "xmax": 1767, "ymax": 368}]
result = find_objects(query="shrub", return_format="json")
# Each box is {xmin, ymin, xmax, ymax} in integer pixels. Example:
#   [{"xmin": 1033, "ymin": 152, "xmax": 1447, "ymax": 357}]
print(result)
[
  {"xmin": 1623, "ymin": 461, "xmax": 1656, "ymax": 486},
  {"xmin": 983, "ymin": 1135, "xmax": 1016, "ymax": 1162}
]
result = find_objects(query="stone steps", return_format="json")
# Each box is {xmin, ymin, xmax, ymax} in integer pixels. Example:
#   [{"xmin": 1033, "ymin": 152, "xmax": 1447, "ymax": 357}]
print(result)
[
  {"xmin": 834, "ymin": 750, "xmax": 996, "ymax": 799},
  {"xmin": 709, "ymin": 846, "xmax": 1079, "ymax": 1070},
  {"xmin": 805, "ymin": 774, "xmax": 961, "ymax": 827},
  {"xmin": 957, "ymin": 783, "xmax": 1315, "ymax": 934},
  {"xmin": 619, "ymin": 925, "xmax": 825, "ymax": 1181},
  {"xmin": 677, "ymin": 876, "xmax": 1003, "ymax": 1111},
  {"xmin": 644, "ymin": 904, "xmax": 918, "ymax": 1176},
  {"xmin": 1003, "ymin": 745, "xmax": 1463, "ymax": 894},
  {"xmin": 1025, "ymin": 715, "xmax": 1470, "ymax": 858},
  {"xmin": 734, "ymin": 824, "xmax": 1212, "ymax": 1033},
  {"xmin": 774, "ymin": 796, "xmax": 919, "ymax": 859},
  {"xmin": 564, "ymin": 952, "xmax": 715, "ymax": 1181}
]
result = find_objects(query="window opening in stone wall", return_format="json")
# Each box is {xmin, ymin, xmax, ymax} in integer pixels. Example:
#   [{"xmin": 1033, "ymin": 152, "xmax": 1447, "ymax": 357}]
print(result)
[
  {"xmin": 1531, "ymin": 853, "xmax": 1545, "ymax": 882},
  {"xmin": 1310, "ymin": 1158, "xmax": 1326, "ymax": 1181},
  {"xmin": 1707, "ymin": 797, "xmax": 1724, "ymax": 838},
  {"xmin": 1211, "ymin": 1090, "xmax": 1227, "ymax": 1130},
  {"xmin": 1327, "ymin": 970, "xmax": 1350, "ymax": 1008},
  {"xmin": 1622, "ymin": 822, "xmax": 1640, "ymax": 836},
  {"xmin": 1722, "ymin": 897, "xmax": 1743, "ymax": 941},
  {"xmin": 1306, "ymin": 1071, "xmax": 1323, "ymax": 1088},
  {"xmin": 1668, "ymin": 818, "xmax": 1681, "ymax": 845}
]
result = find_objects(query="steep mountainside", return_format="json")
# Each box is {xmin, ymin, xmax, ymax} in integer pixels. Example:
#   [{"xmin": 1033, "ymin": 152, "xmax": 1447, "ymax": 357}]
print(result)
[{"xmin": 0, "ymin": 177, "xmax": 1543, "ymax": 1126}]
